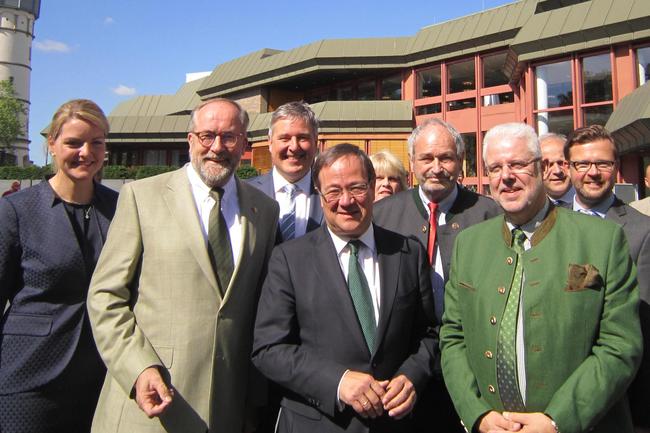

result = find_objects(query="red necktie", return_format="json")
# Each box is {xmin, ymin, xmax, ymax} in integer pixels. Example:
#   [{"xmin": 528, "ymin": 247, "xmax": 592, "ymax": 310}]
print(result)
[{"xmin": 427, "ymin": 202, "xmax": 438, "ymax": 266}]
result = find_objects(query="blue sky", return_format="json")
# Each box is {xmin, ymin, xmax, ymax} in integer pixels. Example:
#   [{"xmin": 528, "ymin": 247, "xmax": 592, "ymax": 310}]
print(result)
[{"xmin": 29, "ymin": 0, "xmax": 513, "ymax": 165}]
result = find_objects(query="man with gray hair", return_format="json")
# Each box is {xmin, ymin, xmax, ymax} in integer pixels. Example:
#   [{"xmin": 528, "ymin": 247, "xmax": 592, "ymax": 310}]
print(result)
[
  {"xmin": 248, "ymin": 101, "xmax": 323, "ymax": 242},
  {"xmin": 539, "ymin": 133, "xmax": 574, "ymax": 206},
  {"xmin": 373, "ymin": 118, "xmax": 500, "ymax": 433},
  {"xmin": 441, "ymin": 122, "xmax": 641, "ymax": 433}
]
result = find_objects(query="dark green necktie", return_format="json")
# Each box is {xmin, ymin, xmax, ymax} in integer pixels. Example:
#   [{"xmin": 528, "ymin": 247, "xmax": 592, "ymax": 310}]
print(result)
[
  {"xmin": 496, "ymin": 227, "xmax": 527, "ymax": 411},
  {"xmin": 347, "ymin": 240, "xmax": 376, "ymax": 352},
  {"xmin": 208, "ymin": 187, "xmax": 234, "ymax": 295}
]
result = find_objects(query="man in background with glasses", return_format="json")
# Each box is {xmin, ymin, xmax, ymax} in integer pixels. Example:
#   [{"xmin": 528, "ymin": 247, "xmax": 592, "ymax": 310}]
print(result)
[
  {"xmin": 565, "ymin": 125, "xmax": 650, "ymax": 432},
  {"xmin": 88, "ymin": 98, "xmax": 279, "ymax": 433},
  {"xmin": 253, "ymin": 143, "xmax": 437, "ymax": 433},
  {"xmin": 441, "ymin": 122, "xmax": 641, "ymax": 433},
  {"xmin": 539, "ymin": 133, "xmax": 574, "ymax": 206}
]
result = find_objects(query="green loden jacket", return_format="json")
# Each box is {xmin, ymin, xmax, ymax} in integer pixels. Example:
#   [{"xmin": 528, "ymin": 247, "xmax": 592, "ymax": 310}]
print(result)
[{"xmin": 441, "ymin": 205, "xmax": 642, "ymax": 433}]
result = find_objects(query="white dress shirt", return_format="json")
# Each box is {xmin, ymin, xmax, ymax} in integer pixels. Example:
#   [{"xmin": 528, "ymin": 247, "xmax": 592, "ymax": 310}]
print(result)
[
  {"xmin": 186, "ymin": 164, "xmax": 242, "ymax": 266},
  {"xmin": 329, "ymin": 224, "xmax": 381, "ymax": 409},
  {"xmin": 273, "ymin": 168, "xmax": 313, "ymax": 238},
  {"xmin": 505, "ymin": 199, "xmax": 550, "ymax": 404},
  {"xmin": 573, "ymin": 193, "xmax": 615, "ymax": 218}
]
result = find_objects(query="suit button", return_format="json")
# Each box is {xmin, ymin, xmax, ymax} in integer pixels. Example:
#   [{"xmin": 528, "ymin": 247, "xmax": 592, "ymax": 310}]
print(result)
[
  {"xmin": 485, "ymin": 350, "xmax": 493, "ymax": 359},
  {"xmin": 372, "ymin": 363, "xmax": 377, "ymax": 368},
  {"xmin": 422, "ymin": 224, "xmax": 427, "ymax": 233},
  {"xmin": 451, "ymin": 222, "xmax": 460, "ymax": 230},
  {"xmin": 498, "ymin": 286, "xmax": 506, "ymax": 294},
  {"xmin": 488, "ymin": 385, "xmax": 495, "ymax": 393},
  {"xmin": 506, "ymin": 257, "xmax": 514, "ymax": 265},
  {"xmin": 490, "ymin": 316, "xmax": 497, "ymax": 325}
]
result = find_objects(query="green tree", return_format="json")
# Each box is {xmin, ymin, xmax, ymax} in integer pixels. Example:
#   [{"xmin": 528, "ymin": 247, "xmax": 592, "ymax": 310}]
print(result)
[{"xmin": 0, "ymin": 80, "xmax": 26, "ymax": 166}]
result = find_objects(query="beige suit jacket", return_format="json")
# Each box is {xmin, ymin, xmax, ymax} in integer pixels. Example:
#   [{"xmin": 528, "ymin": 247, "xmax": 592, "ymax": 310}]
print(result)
[{"xmin": 88, "ymin": 168, "xmax": 279, "ymax": 433}]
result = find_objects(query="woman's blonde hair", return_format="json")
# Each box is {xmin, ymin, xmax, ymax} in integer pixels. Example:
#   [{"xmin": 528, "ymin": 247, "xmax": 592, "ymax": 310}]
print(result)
[
  {"xmin": 48, "ymin": 99, "xmax": 109, "ymax": 141},
  {"xmin": 370, "ymin": 150, "xmax": 408, "ymax": 191}
]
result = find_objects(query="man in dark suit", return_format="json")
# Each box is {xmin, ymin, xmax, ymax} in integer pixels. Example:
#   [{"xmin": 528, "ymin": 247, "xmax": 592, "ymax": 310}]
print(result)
[
  {"xmin": 252, "ymin": 143, "xmax": 437, "ymax": 433},
  {"xmin": 565, "ymin": 125, "xmax": 650, "ymax": 431},
  {"xmin": 248, "ymin": 101, "xmax": 322, "ymax": 241},
  {"xmin": 374, "ymin": 118, "xmax": 500, "ymax": 433}
]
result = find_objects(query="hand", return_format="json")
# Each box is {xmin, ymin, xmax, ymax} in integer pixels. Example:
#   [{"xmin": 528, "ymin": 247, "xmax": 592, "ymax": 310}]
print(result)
[
  {"xmin": 381, "ymin": 374, "xmax": 416, "ymax": 419},
  {"xmin": 134, "ymin": 366, "xmax": 174, "ymax": 418},
  {"xmin": 478, "ymin": 411, "xmax": 522, "ymax": 433},
  {"xmin": 339, "ymin": 371, "xmax": 388, "ymax": 418},
  {"xmin": 501, "ymin": 412, "xmax": 556, "ymax": 433}
]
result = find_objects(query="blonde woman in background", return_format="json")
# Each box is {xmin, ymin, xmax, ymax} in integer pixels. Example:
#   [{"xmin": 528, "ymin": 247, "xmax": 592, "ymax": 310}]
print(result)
[{"xmin": 370, "ymin": 150, "xmax": 408, "ymax": 201}]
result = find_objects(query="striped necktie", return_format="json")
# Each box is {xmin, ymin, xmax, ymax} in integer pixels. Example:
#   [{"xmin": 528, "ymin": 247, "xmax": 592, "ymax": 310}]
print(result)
[
  {"xmin": 347, "ymin": 240, "xmax": 376, "ymax": 352},
  {"xmin": 279, "ymin": 183, "xmax": 297, "ymax": 241},
  {"xmin": 208, "ymin": 187, "xmax": 234, "ymax": 295}
]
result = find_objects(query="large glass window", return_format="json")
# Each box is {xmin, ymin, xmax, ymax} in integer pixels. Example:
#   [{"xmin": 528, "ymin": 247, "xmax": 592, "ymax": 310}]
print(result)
[
  {"xmin": 482, "ymin": 52, "xmax": 509, "ymax": 87},
  {"xmin": 144, "ymin": 150, "xmax": 166, "ymax": 166},
  {"xmin": 582, "ymin": 53, "xmax": 612, "ymax": 103},
  {"xmin": 415, "ymin": 103, "xmax": 441, "ymax": 116},
  {"xmin": 336, "ymin": 86, "xmax": 353, "ymax": 100},
  {"xmin": 535, "ymin": 111, "xmax": 573, "ymax": 136},
  {"xmin": 583, "ymin": 105, "xmax": 613, "ymax": 126},
  {"xmin": 448, "ymin": 59, "xmax": 475, "ymax": 93},
  {"xmin": 357, "ymin": 81, "xmax": 376, "ymax": 100},
  {"xmin": 380, "ymin": 74, "xmax": 402, "ymax": 100},
  {"xmin": 535, "ymin": 60, "xmax": 572, "ymax": 109},
  {"xmin": 462, "ymin": 133, "xmax": 477, "ymax": 177},
  {"xmin": 417, "ymin": 66, "xmax": 441, "ymax": 98},
  {"xmin": 637, "ymin": 46, "xmax": 650, "ymax": 86},
  {"xmin": 447, "ymin": 98, "xmax": 476, "ymax": 111}
]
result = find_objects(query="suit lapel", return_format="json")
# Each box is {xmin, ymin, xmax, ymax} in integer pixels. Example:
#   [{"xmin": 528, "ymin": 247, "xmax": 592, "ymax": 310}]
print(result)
[
  {"xmin": 374, "ymin": 227, "xmax": 401, "ymax": 357},
  {"xmin": 222, "ymin": 179, "xmax": 259, "ymax": 303},
  {"xmin": 163, "ymin": 170, "xmax": 219, "ymax": 294},
  {"xmin": 606, "ymin": 197, "xmax": 627, "ymax": 227},
  {"xmin": 312, "ymin": 227, "xmax": 371, "ymax": 355}
]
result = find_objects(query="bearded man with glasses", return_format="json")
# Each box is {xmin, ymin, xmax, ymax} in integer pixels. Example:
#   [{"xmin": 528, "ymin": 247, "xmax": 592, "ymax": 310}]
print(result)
[
  {"xmin": 441, "ymin": 122, "xmax": 641, "ymax": 433},
  {"xmin": 88, "ymin": 98, "xmax": 279, "ymax": 433},
  {"xmin": 253, "ymin": 143, "xmax": 437, "ymax": 433},
  {"xmin": 565, "ymin": 124, "xmax": 650, "ymax": 432}
]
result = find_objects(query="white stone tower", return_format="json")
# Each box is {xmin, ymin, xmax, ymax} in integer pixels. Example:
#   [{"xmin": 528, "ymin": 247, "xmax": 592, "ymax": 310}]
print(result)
[{"xmin": 0, "ymin": 0, "xmax": 39, "ymax": 166}]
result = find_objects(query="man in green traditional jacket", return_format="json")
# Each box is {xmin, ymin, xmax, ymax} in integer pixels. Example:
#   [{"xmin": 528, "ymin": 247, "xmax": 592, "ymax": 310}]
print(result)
[{"xmin": 440, "ymin": 122, "xmax": 642, "ymax": 433}]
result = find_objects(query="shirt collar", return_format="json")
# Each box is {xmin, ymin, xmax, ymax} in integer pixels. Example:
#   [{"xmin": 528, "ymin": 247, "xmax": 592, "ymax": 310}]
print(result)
[
  {"xmin": 506, "ymin": 199, "xmax": 550, "ymax": 240},
  {"xmin": 328, "ymin": 223, "xmax": 376, "ymax": 256},
  {"xmin": 186, "ymin": 163, "xmax": 237, "ymax": 203},
  {"xmin": 573, "ymin": 193, "xmax": 615, "ymax": 218},
  {"xmin": 418, "ymin": 184, "xmax": 459, "ymax": 215},
  {"xmin": 272, "ymin": 168, "xmax": 312, "ymax": 194}
]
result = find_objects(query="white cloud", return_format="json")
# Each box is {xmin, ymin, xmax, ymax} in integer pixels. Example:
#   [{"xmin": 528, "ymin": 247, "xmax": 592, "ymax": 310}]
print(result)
[
  {"xmin": 34, "ymin": 39, "xmax": 71, "ymax": 53},
  {"xmin": 112, "ymin": 84, "xmax": 137, "ymax": 96},
  {"xmin": 104, "ymin": 16, "xmax": 114, "ymax": 25}
]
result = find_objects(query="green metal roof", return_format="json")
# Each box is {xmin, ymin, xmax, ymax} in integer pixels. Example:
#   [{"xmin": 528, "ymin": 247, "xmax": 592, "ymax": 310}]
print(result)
[
  {"xmin": 510, "ymin": 0, "xmax": 650, "ymax": 61},
  {"xmin": 247, "ymin": 100, "xmax": 413, "ymax": 141},
  {"xmin": 606, "ymin": 82, "xmax": 650, "ymax": 155}
]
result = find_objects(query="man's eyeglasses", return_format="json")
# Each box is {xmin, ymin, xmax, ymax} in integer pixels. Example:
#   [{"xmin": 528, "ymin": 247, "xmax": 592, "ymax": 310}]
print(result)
[
  {"xmin": 192, "ymin": 131, "xmax": 243, "ymax": 148},
  {"xmin": 486, "ymin": 158, "xmax": 540, "ymax": 177},
  {"xmin": 318, "ymin": 184, "xmax": 369, "ymax": 203},
  {"xmin": 570, "ymin": 160, "xmax": 616, "ymax": 172}
]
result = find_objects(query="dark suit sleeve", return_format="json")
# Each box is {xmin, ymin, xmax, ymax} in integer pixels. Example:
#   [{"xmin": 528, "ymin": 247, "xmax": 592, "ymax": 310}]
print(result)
[
  {"xmin": 394, "ymin": 238, "xmax": 438, "ymax": 395},
  {"xmin": 252, "ymin": 245, "xmax": 349, "ymax": 418},
  {"xmin": 0, "ymin": 198, "xmax": 21, "ymax": 312}
]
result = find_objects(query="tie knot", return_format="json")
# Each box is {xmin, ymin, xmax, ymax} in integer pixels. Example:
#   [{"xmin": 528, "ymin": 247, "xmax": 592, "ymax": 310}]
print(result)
[
  {"xmin": 210, "ymin": 187, "xmax": 224, "ymax": 203},
  {"xmin": 348, "ymin": 240, "xmax": 363, "ymax": 257},
  {"xmin": 428, "ymin": 201, "xmax": 438, "ymax": 214},
  {"xmin": 511, "ymin": 227, "xmax": 526, "ymax": 253},
  {"xmin": 285, "ymin": 183, "xmax": 298, "ymax": 196}
]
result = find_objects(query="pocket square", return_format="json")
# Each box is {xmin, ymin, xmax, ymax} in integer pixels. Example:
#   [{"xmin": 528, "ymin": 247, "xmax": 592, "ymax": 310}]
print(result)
[{"xmin": 566, "ymin": 263, "xmax": 603, "ymax": 292}]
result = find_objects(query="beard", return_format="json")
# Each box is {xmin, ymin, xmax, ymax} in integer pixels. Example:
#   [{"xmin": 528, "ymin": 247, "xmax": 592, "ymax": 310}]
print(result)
[{"xmin": 192, "ymin": 150, "xmax": 239, "ymax": 188}]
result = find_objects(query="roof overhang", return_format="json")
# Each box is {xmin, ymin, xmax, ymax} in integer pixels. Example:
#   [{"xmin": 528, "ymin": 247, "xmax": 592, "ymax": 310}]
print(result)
[{"xmin": 606, "ymin": 82, "xmax": 650, "ymax": 155}]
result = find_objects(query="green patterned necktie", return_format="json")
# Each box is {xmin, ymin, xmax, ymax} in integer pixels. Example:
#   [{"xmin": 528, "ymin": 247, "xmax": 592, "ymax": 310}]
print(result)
[
  {"xmin": 496, "ymin": 227, "xmax": 527, "ymax": 411},
  {"xmin": 347, "ymin": 240, "xmax": 376, "ymax": 352},
  {"xmin": 208, "ymin": 187, "xmax": 234, "ymax": 295}
]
